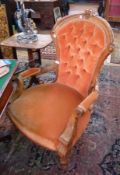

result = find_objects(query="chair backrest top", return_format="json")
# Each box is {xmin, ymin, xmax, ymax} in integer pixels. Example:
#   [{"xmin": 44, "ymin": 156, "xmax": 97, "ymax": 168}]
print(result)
[{"xmin": 52, "ymin": 10, "xmax": 114, "ymax": 97}]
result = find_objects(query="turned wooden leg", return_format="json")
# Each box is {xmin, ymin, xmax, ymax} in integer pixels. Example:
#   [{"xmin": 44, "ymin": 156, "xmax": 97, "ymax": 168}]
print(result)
[
  {"xmin": 36, "ymin": 49, "xmax": 41, "ymax": 65},
  {"xmin": 59, "ymin": 154, "xmax": 68, "ymax": 166},
  {"xmin": 27, "ymin": 49, "xmax": 40, "ymax": 86},
  {"xmin": 27, "ymin": 49, "xmax": 35, "ymax": 67}
]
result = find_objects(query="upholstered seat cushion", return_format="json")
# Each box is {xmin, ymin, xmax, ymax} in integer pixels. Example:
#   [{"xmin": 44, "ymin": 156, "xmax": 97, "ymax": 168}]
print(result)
[{"xmin": 8, "ymin": 83, "xmax": 83, "ymax": 150}]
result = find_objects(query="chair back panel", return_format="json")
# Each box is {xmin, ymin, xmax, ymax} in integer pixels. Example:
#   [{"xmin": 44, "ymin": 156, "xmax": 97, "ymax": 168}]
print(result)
[{"xmin": 52, "ymin": 12, "xmax": 113, "ymax": 97}]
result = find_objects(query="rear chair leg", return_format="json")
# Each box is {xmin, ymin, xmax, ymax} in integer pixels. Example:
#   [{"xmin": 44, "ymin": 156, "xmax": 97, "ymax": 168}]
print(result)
[{"xmin": 59, "ymin": 154, "xmax": 69, "ymax": 167}]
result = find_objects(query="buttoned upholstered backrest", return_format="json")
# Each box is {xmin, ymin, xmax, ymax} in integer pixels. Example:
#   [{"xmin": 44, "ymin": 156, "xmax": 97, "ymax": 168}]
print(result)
[{"xmin": 52, "ymin": 11, "xmax": 114, "ymax": 97}]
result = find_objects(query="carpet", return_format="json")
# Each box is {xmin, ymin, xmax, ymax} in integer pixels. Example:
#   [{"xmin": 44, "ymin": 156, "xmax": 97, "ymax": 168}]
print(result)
[{"xmin": 0, "ymin": 64, "xmax": 120, "ymax": 175}]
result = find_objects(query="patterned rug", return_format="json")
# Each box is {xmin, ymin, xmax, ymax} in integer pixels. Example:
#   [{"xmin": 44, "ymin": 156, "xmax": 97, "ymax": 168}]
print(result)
[{"xmin": 0, "ymin": 64, "xmax": 120, "ymax": 175}]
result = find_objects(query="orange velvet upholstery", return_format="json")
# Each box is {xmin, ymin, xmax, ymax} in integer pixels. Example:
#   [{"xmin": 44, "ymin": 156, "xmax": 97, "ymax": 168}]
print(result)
[
  {"xmin": 7, "ymin": 11, "xmax": 114, "ymax": 163},
  {"xmin": 9, "ymin": 83, "xmax": 83, "ymax": 150},
  {"xmin": 56, "ymin": 21, "xmax": 107, "ymax": 97}
]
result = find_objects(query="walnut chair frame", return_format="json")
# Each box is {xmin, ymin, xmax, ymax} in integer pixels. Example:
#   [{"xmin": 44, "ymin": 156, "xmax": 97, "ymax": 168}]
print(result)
[{"xmin": 7, "ymin": 10, "xmax": 114, "ymax": 165}]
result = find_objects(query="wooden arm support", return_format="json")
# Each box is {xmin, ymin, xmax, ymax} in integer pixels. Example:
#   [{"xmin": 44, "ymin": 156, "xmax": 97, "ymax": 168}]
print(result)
[
  {"xmin": 12, "ymin": 63, "xmax": 58, "ymax": 101},
  {"xmin": 57, "ymin": 90, "xmax": 99, "ymax": 156},
  {"xmin": 19, "ymin": 68, "xmax": 41, "ymax": 79},
  {"xmin": 76, "ymin": 90, "xmax": 99, "ymax": 114},
  {"xmin": 19, "ymin": 63, "xmax": 58, "ymax": 79}
]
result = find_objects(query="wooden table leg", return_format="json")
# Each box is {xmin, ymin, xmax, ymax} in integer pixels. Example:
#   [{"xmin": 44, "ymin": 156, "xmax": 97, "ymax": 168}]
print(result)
[
  {"xmin": 36, "ymin": 49, "xmax": 41, "ymax": 65},
  {"xmin": 12, "ymin": 48, "xmax": 17, "ymax": 59},
  {"xmin": 28, "ymin": 49, "xmax": 42, "ymax": 65},
  {"xmin": 27, "ymin": 49, "xmax": 35, "ymax": 67},
  {"xmin": 27, "ymin": 49, "xmax": 40, "ymax": 86}
]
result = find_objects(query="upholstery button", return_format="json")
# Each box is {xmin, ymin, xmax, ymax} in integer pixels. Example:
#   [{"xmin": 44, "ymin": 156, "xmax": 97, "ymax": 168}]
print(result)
[
  {"xmin": 92, "ymin": 44, "xmax": 98, "ymax": 47},
  {"xmin": 79, "ymin": 59, "xmax": 83, "ymax": 62},
  {"xmin": 76, "ymin": 74, "xmax": 80, "ymax": 78},
  {"xmin": 64, "ymin": 63, "xmax": 67, "ymax": 66},
  {"xmin": 62, "ymin": 34, "xmax": 66, "ymax": 38},
  {"xmin": 87, "ymin": 51, "xmax": 90, "ymax": 55},
  {"xmin": 83, "ymin": 68, "xmax": 86, "ymax": 72},
  {"xmin": 71, "ymin": 55, "xmax": 74, "ymax": 59},
  {"xmin": 62, "ymin": 34, "xmax": 66, "ymax": 39},
  {"xmin": 74, "ymin": 65, "xmax": 77, "ymax": 69},
  {"xmin": 74, "ymin": 36, "xmax": 77, "ymax": 41},
  {"xmin": 67, "ymin": 44, "xmax": 71, "ymax": 50},
  {"xmin": 77, "ymin": 48, "xmax": 80, "ymax": 52},
  {"xmin": 66, "ymin": 71, "xmax": 71, "ymax": 74}
]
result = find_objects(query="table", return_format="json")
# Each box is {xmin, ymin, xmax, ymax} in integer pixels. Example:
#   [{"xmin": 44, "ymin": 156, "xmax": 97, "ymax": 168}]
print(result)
[
  {"xmin": 0, "ymin": 33, "xmax": 52, "ymax": 67},
  {"xmin": 0, "ymin": 59, "xmax": 17, "ymax": 118},
  {"xmin": 0, "ymin": 33, "xmax": 52, "ymax": 86}
]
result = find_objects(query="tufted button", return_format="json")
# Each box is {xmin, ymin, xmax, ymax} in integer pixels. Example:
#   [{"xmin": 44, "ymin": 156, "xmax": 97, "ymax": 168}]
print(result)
[
  {"xmin": 90, "ymin": 31, "xmax": 94, "ymax": 35},
  {"xmin": 71, "ymin": 55, "xmax": 74, "ymax": 59},
  {"xmin": 66, "ymin": 71, "xmax": 71, "ymax": 74},
  {"xmin": 74, "ymin": 65, "xmax": 77, "ymax": 69},
  {"xmin": 86, "ymin": 51, "xmax": 90, "ymax": 55},
  {"xmin": 83, "ymin": 40, "xmax": 87, "ymax": 44},
  {"xmin": 92, "ymin": 44, "xmax": 98, "ymax": 47},
  {"xmin": 62, "ymin": 34, "xmax": 66, "ymax": 39},
  {"xmin": 77, "ymin": 47, "xmax": 81, "ymax": 52},
  {"xmin": 82, "ymin": 68, "xmax": 86, "ymax": 72},
  {"xmin": 76, "ymin": 74, "xmax": 80, "ymax": 79},
  {"xmin": 67, "ymin": 44, "xmax": 71, "ymax": 50},
  {"xmin": 64, "ymin": 63, "xmax": 67, "ymax": 66},
  {"xmin": 74, "ymin": 36, "xmax": 77, "ymax": 41},
  {"xmin": 79, "ymin": 59, "xmax": 83, "ymax": 63}
]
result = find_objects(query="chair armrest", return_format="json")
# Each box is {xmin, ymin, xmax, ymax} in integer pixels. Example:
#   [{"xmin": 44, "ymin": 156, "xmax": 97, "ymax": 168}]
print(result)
[
  {"xmin": 76, "ymin": 90, "xmax": 99, "ymax": 115},
  {"xmin": 11, "ymin": 63, "xmax": 58, "ymax": 102},
  {"xmin": 19, "ymin": 63, "xmax": 58, "ymax": 80},
  {"xmin": 57, "ymin": 90, "xmax": 99, "ymax": 156},
  {"xmin": 11, "ymin": 68, "xmax": 41, "ymax": 101},
  {"xmin": 19, "ymin": 68, "xmax": 41, "ymax": 79}
]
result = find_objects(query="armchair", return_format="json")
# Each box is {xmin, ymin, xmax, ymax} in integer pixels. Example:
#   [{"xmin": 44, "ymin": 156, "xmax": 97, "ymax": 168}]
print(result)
[{"xmin": 7, "ymin": 10, "xmax": 114, "ymax": 165}]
